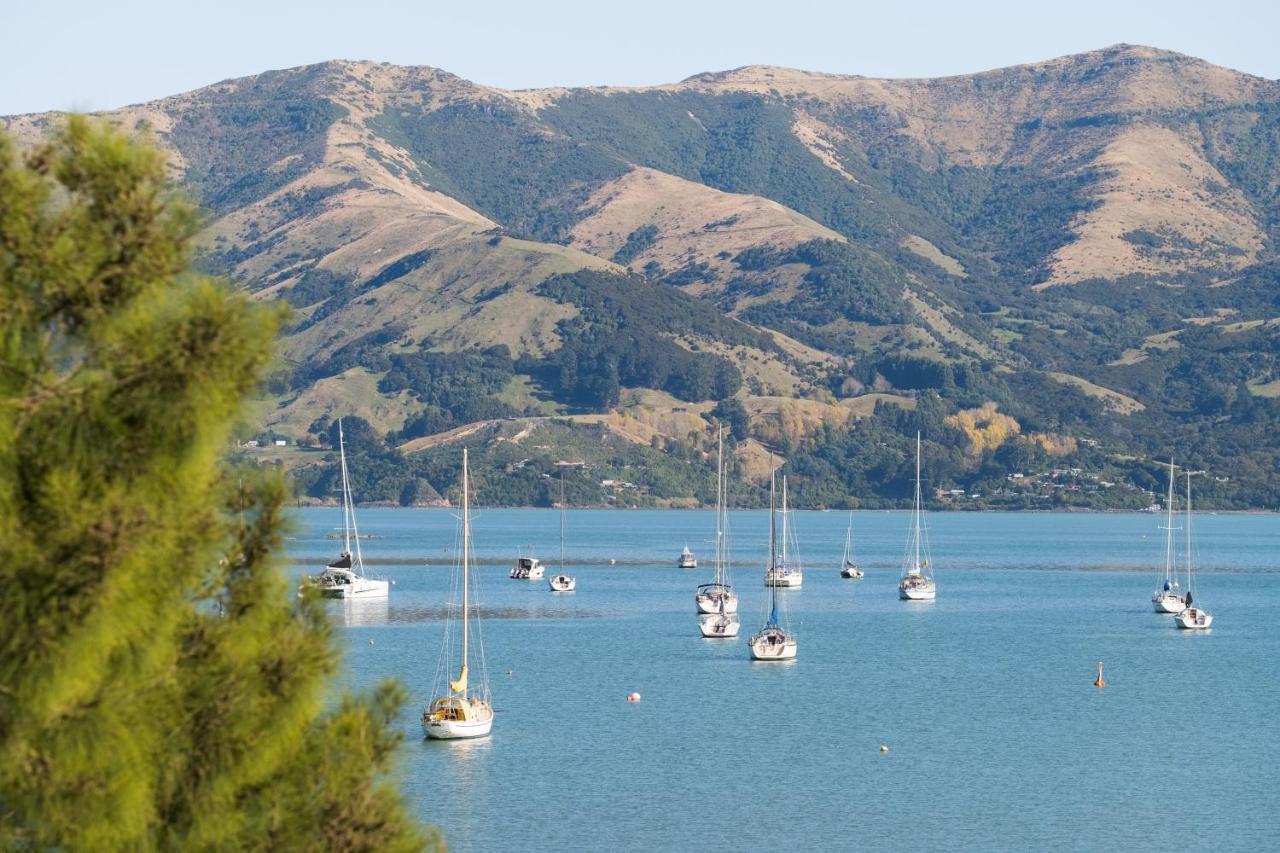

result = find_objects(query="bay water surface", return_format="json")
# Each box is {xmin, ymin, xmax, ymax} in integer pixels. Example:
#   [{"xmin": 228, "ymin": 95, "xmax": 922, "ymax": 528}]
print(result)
[{"xmin": 288, "ymin": 509, "xmax": 1280, "ymax": 852}]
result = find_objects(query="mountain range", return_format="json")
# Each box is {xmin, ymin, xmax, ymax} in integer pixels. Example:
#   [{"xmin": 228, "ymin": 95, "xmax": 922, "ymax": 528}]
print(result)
[{"xmin": 5, "ymin": 44, "xmax": 1278, "ymax": 508}]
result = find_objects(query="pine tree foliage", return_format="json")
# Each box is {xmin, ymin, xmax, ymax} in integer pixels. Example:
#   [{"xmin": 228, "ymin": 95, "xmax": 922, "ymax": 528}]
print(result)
[{"xmin": 0, "ymin": 118, "xmax": 434, "ymax": 850}]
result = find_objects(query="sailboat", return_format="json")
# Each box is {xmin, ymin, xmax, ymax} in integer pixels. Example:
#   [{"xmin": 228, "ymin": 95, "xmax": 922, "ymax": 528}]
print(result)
[
  {"xmin": 749, "ymin": 468, "xmax": 797, "ymax": 660},
  {"xmin": 423, "ymin": 448, "xmax": 494, "ymax": 740},
  {"xmin": 549, "ymin": 477, "xmax": 576, "ymax": 592},
  {"xmin": 310, "ymin": 419, "xmax": 390, "ymax": 599},
  {"xmin": 697, "ymin": 428, "xmax": 739, "ymax": 616},
  {"xmin": 839, "ymin": 512, "xmax": 864, "ymax": 579},
  {"xmin": 1174, "ymin": 471, "xmax": 1214, "ymax": 629},
  {"xmin": 764, "ymin": 476, "xmax": 803, "ymax": 587},
  {"xmin": 699, "ymin": 428, "xmax": 740, "ymax": 637},
  {"xmin": 678, "ymin": 545, "xmax": 697, "ymax": 569},
  {"xmin": 898, "ymin": 432, "xmax": 936, "ymax": 601},
  {"xmin": 1152, "ymin": 460, "xmax": 1186, "ymax": 613}
]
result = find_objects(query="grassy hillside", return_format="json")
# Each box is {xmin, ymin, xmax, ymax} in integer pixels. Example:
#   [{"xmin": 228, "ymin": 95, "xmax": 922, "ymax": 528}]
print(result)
[{"xmin": 8, "ymin": 45, "xmax": 1280, "ymax": 508}]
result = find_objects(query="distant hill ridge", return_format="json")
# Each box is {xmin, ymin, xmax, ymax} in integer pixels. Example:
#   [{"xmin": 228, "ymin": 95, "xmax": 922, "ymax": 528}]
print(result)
[{"xmin": 5, "ymin": 44, "xmax": 1279, "ymax": 508}]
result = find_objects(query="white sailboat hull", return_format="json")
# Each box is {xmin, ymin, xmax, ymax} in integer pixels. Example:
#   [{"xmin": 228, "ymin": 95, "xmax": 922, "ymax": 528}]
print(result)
[
  {"xmin": 1152, "ymin": 592, "xmax": 1186, "ymax": 613},
  {"xmin": 1174, "ymin": 608, "xmax": 1213, "ymax": 629},
  {"xmin": 317, "ymin": 574, "xmax": 390, "ymax": 599},
  {"xmin": 699, "ymin": 614, "xmax": 741, "ymax": 638},
  {"xmin": 840, "ymin": 566, "xmax": 864, "ymax": 579},
  {"xmin": 749, "ymin": 634, "xmax": 798, "ymax": 660},
  {"xmin": 764, "ymin": 569, "xmax": 803, "ymax": 588},
  {"xmin": 899, "ymin": 579, "xmax": 936, "ymax": 601},
  {"xmin": 695, "ymin": 590, "xmax": 739, "ymax": 614},
  {"xmin": 423, "ymin": 714, "xmax": 494, "ymax": 740},
  {"xmin": 548, "ymin": 575, "xmax": 576, "ymax": 591}
]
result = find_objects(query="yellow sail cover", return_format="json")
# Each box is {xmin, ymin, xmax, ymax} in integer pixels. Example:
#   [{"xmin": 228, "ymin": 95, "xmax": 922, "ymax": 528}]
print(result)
[{"xmin": 450, "ymin": 664, "xmax": 468, "ymax": 694}]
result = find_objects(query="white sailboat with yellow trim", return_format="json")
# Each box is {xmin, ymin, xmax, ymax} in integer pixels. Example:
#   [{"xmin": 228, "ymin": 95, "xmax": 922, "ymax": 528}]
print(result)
[
  {"xmin": 423, "ymin": 449, "xmax": 494, "ymax": 740},
  {"xmin": 898, "ymin": 432, "xmax": 936, "ymax": 601}
]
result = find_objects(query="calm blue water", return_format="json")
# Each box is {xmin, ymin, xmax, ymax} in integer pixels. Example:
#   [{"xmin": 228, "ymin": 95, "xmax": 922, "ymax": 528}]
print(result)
[{"xmin": 287, "ymin": 509, "xmax": 1280, "ymax": 852}]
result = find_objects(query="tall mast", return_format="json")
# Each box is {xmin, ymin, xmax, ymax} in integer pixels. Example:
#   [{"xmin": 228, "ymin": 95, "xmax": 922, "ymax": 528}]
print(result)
[
  {"xmin": 1185, "ymin": 470, "xmax": 1193, "ymax": 594},
  {"xmin": 338, "ymin": 419, "xmax": 351, "ymax": 557},
  {"xmin": 559, "ymin": 473, "xmax": 566, "ymax": 572},
  {"xmin": 715, "ymin": 427, "xmax": 724, "ymax": 584},
  {"xmin": 768, "ymin": 463, "xmax": 777, "ymax": 570},
  {"xmin": 781, "ymin": 476, "xmax": 789, "ymax": 565},
  {"xmin": 914, "ymin": 431, "xmax": 922, "ymax": 573},
  {"xmin": 1164, "ymin": 460, "xmax": 1176, "ymax": 583},
  {"xmin": 461, "ymin": 448, "xmax": 470, "ymax": 694}
]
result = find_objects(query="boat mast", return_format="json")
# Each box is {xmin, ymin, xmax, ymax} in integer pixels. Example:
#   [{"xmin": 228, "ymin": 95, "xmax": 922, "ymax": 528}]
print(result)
[
  {"xmin": 1185, "ymin": 470, "xmax": 1193, "ymax": 595},
  {"xmin": 780, "ymin": 476, "xmax": 789, "ymax": 567},
  {"xmin": 715, "ymin": 427, "xmax": 724, "ymax": 585},
  {"xmin": 914, "ymin": 431, "xmax": 922, "ymax": 573},
  {"xmin": 559, "ymin": 473, "xmax": 566, "ymax": 573},
  {"xmin": 768, "ymin": 463, "xmax": 777, "ymax": 571},
  {"xmin": 460, "ymin": 448, "xmax": 470, "ymax": 697},
  {"xmin": 337, "ymin": 419, "xmax": 367, "ymax": 575},
  {"xmin": 339, "ymin": 419, "xmax": 351, "ymax": 557},
  {"xmin": 1163, "ymin": 460, "xmax": 1176, "ymax": 584}
]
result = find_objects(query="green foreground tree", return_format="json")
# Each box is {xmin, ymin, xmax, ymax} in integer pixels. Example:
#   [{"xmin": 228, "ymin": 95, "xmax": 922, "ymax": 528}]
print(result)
[{"xmin": 0, "ymin": 119, "xmax": 433, "ymax": 850}]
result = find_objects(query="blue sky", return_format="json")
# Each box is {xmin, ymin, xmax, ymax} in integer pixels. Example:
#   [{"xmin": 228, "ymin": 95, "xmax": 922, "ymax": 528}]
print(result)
[{"xmin": 3, "ymin": 0, "xmax": 1276, "ymax": 115}]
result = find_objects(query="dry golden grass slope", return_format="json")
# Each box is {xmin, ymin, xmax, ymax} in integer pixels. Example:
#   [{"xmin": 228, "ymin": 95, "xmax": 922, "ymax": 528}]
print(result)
[{"xmin": 569, "ymin": 166, "xmax": 842, "ymax": 293}]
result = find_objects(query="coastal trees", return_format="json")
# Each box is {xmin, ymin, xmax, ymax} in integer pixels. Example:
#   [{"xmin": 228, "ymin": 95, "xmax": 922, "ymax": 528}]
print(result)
[{"xmin": 0, "ymin": 120, "xmax": 432, "ymax": 849}]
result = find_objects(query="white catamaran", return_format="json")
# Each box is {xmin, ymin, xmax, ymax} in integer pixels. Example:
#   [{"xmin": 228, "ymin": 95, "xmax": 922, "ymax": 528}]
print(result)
[
  {"xmin": 840, "ymin": 511, "xmax": 863, "ymax": 579},
  {"xmin": 423, "ymin": 449, "xmax": 494, "ymax": 740},
  {"xmin": 309, "ymin": 419, "xmax": 390, "ymax": 599},
  {"xmin": 698, "ymin": 427, "xmax": 740, "ymax": 638},
  {"xmin": 898, "ymin": 432, "xmax": 936, "ymax": 601},
  {"xmin": 1174, "ymin": 471, "xmax": 1214, "ymax": 629},
  {"xmin": 1152, "ymin": 460, "xmax": 1186, "ymax": 614},
  {"xmin": 764, "ymin": 475, "xmax": 803, "ymax": 588},
  {"xmin": 749, "ymin": 469, "xmax": 797, "ymax": 660}
]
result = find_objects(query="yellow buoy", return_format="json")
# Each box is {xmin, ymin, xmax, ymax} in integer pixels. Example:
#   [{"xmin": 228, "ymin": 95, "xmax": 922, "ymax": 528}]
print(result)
[{"xmin": 1094, "ymin": 660, "xmax": 1105, "ymax": 688}]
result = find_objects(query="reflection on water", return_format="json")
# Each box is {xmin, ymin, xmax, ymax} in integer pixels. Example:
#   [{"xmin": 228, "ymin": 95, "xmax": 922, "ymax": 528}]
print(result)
[
  {"xmin": 332, "ymin": 597, "xmax": 389, "ymax": 627},
  {"xmin": 326, "ymin": 601, "xmax": 603, "ymax": 626}
]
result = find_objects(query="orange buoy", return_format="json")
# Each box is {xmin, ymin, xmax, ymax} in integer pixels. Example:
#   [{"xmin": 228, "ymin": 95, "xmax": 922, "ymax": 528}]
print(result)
[
  {"xmin": 627, "ymin": 692, "xmax": 641, "ymax": 702},
  {"xmin": 1094, "ymin": 660, "xmax": 1105, "ymax": 688}
]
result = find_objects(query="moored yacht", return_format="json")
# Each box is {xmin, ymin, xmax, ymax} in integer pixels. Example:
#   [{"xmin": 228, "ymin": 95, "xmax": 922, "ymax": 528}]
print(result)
[
  {"xmin": 1152, "ymin": 460, "xmax": 1185, "ymax": 613},
  {"xmin": 696, "ymin": 428, "xmax": 739, "ymax": 617},
  {"xmin": 839, "ymin": 511, "xmax": 863, "ymax": 579},
  {"xmin": 423, "ymin": 449, "xmax": 494, "ymax": 740},
  {"xmin": 678, "ymin": 545, "xmax": 697, "ymax": 569},
  {"xmin": 1173, "ymin": 471, "xmax": 1214, "ymax": 629},
  {"xmin": 548, "ymin": 477, "xmax": 576, "ymax": 592},
  {"xmin": 898, "ymin": 432, "xmax": 936, "ymax": 602},
  {"xmin": 309, "ymin": 419, "xmax": 390, "ymax": 599},
  {"xmin": 750, "ymin": 469, "xmax": 797, "ymax": 660},
  {"xmin": 698, "ymin": 428, "xmax": 739, "ymax": 637},
  {"xmin": 510, "ymin": 555, "xmax": 545, "ymax": 580},
  {"xmin": 764, "ymin": 476, "xmax": 803, "ymax": 588}
]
